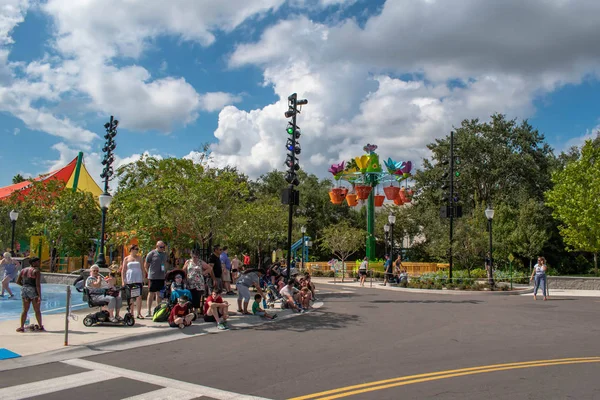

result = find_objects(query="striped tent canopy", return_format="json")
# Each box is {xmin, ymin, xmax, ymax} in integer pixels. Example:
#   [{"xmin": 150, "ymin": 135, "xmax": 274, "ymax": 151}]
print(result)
[{"xmin": 0, "ymin": 153, "xmax": 102, "ymax": 201}]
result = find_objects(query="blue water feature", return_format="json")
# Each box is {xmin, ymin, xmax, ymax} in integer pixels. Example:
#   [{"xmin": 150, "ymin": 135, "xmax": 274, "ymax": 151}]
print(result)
[{"xmin": 0, "ymin": 283, "xmax": 88, "ymax": 322}]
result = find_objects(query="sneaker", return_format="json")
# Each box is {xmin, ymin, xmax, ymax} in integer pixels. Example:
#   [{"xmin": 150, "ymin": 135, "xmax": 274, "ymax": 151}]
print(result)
[
  {"xmin": 110, "ymin": 317, "xmax": 119, "ymax": 323},
  {"xmin": 226, "ymin": 291, "xmax": 236, "ymax": 296},
  {"xmin": 8, "ymin": 294, "xmax": 14, "ymax": 299},
  {"xmin": 217, "ymin": 323, "xmax": 228, "ymax": 330},
  {"xmin": 146, "ymin": 311, "xmax": 152, "ymax": 317}
]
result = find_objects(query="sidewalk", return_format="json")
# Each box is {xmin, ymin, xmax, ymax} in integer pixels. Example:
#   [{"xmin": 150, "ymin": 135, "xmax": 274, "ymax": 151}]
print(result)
[
  {"xmin": 311, "ymin": 277, "xmax": 600, "ymax": 297},
  {"xmin": 0, "ymin": 292, "xmax": 316, "ymax": 361}
]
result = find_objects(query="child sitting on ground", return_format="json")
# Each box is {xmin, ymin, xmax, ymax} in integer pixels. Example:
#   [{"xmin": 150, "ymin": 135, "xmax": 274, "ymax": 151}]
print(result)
[
  {"xmin": 252, "ymin": 294, "xmax": 277, "ymax": 319},
  {"xmin": 299, "ymin": 287, "xmax": 312, "ymax": 309},
  {"xmin": 168, "ymin": 295, "xmax": 195, "ymax": 328}
]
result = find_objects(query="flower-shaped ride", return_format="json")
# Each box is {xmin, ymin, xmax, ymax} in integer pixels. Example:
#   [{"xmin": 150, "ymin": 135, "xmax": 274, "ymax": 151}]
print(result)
[{"xmin": 327, "ymin": 143, "xmax": 414, "ymax": 207}]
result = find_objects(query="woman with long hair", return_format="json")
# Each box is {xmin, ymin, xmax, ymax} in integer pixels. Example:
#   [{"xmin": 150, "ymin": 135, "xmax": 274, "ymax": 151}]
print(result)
[{"xmin": 530, "ymin": 256, "xmax": 548, "ymax": 301}]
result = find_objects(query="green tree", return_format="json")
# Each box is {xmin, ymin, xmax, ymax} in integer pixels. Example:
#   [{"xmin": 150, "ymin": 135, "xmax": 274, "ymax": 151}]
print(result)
[
  {"xmin": 30, "ymin": 190, "xmax": 100, "ymax": 257},
  {"xmin": 546, "ymin": 139, "xmax": 600, "ymax": 275},
  {"xmin": 502, "ymin": 199, "xmax": 550, "ymax": 272},
  {"xmin": 226, "ymin": 196, "xmax": 288, "ymax": 267},
  {"xmin": 320, "ymin": 221, "xmax": 365, "ymax": 281},
  {"xmin": 12, "ymin": 174, "xmax": 26, "ymax": 184},
  {"xmin": 110, "ymin": 156, "xmax": 249, "ymax": 253}
]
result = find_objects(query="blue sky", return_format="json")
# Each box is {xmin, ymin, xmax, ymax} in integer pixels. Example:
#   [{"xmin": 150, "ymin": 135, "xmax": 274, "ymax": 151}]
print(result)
[{"xmin": 1, "ymin": 0, "xmax": 599, "ymax": 188}]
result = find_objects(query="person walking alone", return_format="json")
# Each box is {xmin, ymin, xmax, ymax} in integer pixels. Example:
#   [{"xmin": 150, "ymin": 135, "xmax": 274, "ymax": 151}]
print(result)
[
  {"xmin": 530, "ymin": 256, "xmax": 548, "ymax": 301},
  {"xmin": 358, "ymin": 257, "xmax": 368, "ymax": 287},
  {"xmin": 1, "ymin": 252, "xmax": 19, "ymax": 298}
]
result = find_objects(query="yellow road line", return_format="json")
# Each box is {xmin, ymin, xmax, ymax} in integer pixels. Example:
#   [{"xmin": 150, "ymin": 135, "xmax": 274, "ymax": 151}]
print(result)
[
  {"xmin": 315, "ymin": 359, "xmax": 600, "ymax": 400},
  {"xmin": 289, "ymin": 357, "xmax": 600, "ymax": 400}
]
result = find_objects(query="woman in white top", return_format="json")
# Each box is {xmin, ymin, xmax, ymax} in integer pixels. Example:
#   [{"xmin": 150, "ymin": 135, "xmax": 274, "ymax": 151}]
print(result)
[
  {"xmin": 358, "ymin": 257, "xmax": 368, "ymax": 287},
  {"xmin": 121, "ymin": 244, "xmax": 144, "ymax": 318},
  {"xmin": 529, "ymin": 256, "xmax": 548, "ymax": 301}
]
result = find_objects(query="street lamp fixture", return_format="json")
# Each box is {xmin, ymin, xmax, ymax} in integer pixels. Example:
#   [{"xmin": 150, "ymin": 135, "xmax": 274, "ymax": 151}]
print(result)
[
  {"xmin": 96, "ymin": 192, "xmax": 113, "ymax": 268},
  {"xmin": 99, "ymin": 193, "xmax": 113, "ymax": 209},
  {"xmin": 9, "ymin": 210, "xmax": 19, "ymax": 256},
  {"xmin": 383, "ymin": 223, "xmax": 390, "ymax": 258},
  {"xmin": 485, "ymin": 205, "xmax": 495, "ymax": 287},
  {"xmin": 388, "ymin": 214, "xmax": 396, "ymax": 262}
]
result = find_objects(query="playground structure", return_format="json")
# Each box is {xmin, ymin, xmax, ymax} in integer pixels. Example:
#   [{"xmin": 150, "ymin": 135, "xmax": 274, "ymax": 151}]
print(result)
[
  {"xmin": 291, "ymin": 236, "xmax": 311, "ymax": 263},
  {"xmin": 328, "ymin": 144, "xmax": 414, "ymax": 261}
]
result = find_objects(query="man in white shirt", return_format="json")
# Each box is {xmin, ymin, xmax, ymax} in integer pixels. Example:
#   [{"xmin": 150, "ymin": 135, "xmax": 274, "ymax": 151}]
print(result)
[{"xmin": 279, "ymin": 280, "xmax": 300, "ymax": 311}]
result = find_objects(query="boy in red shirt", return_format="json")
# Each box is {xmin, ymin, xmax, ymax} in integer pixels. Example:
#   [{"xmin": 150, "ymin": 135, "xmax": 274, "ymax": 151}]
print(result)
[
  {"xmin": 203, "ymin": 288, "xmax": 229, "ymax": 330},
  {"xmin": 168, "ymin": 295, "xmax": 195, "ymax": 328}
]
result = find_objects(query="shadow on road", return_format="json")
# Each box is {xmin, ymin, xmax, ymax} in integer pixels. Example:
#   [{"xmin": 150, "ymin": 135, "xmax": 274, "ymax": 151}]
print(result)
[
  {"xmin": 371, "ymin": 299, "xmax": 483, "ymax": 304},
  {"xmin": 252, "ymin": 310, "xmax": 361, "ymax": 333}
]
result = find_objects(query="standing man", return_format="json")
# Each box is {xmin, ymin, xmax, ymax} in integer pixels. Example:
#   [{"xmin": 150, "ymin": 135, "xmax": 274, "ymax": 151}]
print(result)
[
  {"xmin": 220, "ymin": 246, "xmax": 235, "ymax": 295},
  {"xmin": 209, "ymin": 245, "xmax": 224, "ymax": 292},
  {"xmin": 145, "ymin": 241, "xmax": 167, "ymax": 317},
  {"xmin": 383, "ymin": 255, "xmax": 393, "ymax": 286}
]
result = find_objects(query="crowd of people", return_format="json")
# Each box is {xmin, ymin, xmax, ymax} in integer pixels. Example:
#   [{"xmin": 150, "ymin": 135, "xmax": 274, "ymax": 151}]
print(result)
[{"xmin": 82, "ymin": 241, "xmax": 317, "ymax": 331}]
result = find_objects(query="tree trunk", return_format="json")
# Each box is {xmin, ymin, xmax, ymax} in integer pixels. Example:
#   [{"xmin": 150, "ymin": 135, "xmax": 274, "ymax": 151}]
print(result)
[
  {"xmin": 341, "ymin": 257, "xmax": 345, "ymax": 283},
  {"xmin": 594, "ymin": 252, "xmax": 598, "ymax": 277}
]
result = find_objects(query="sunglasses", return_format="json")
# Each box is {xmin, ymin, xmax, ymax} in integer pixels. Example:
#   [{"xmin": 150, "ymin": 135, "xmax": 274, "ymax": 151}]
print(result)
[{"xmin": 158, "ymin": 246, "xmax": 166, "ymax": 249}]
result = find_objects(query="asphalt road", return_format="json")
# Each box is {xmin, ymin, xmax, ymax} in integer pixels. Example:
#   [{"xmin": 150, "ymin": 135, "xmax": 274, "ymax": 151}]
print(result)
[{"xmin": 1, "ymin": 283, "xmax": 599, "ymax": 399}]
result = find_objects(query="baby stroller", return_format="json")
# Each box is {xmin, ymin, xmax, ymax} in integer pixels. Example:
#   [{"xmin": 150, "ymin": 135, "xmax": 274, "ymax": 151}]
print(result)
[
  {"xmin": 82, "ymin": 285, "xmax": 135, "ymax": 327},
  {"xmin": 152, "ymin": 269, "xmax": 193, "ymax": 322}
]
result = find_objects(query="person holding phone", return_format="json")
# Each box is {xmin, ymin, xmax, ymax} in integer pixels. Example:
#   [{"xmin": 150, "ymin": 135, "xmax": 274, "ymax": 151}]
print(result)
[{"xmin": 530, "ymin": 256, "xmax": 548, "ymax": 301}]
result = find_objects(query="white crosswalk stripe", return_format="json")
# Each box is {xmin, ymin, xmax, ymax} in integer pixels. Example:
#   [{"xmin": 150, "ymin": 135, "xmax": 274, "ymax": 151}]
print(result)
[
  {"xmin": 62, "ymin": 358, "xmax": 271, "ymax": 400},
  {"xmin": 0, "ymin": 370, "xmax": 116, "ymax": 400},
  {"xmin": 0, "ymin": 358, "xmax": 272, "ymax": 400},
  {"xmin": 120, "ymin": 387, "xmax": 200, "ymax": 400}
]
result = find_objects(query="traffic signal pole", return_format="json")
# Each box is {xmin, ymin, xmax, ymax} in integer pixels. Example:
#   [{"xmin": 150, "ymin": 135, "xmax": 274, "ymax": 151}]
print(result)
[
  {"xmin": 285, "ymin": 94, "xmax": 298, "ymax": 281},
  {"xmin": 449, "ymin": 130, "xmax": 454, "ymax": 281}
]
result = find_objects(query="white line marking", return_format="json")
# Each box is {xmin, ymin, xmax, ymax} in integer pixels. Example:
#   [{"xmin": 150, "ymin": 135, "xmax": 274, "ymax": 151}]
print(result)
[
  {"xmin": 0, "ymin": 370, "xmax": 115, "ymax": 399},
  {"xmin": 121, "ymin": 387, "xmax": 199, "ymax": 400},
  {"xmin": 62, "ymin": 358, "xmax": 271, "ymax": 400}
]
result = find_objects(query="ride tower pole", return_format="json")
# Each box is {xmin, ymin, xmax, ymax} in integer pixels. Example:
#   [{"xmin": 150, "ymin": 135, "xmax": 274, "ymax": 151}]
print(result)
[
  {"xmin": 449, "ymin": 130, "xmax": 455, "ymax": 282},
  {"xmin": 366, "ymin": 174, "xmax": 376, "ymax": 260}
]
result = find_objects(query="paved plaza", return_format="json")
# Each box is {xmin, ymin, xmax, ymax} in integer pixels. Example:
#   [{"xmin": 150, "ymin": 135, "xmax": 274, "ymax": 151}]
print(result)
[{"xmin": 0, "ymin": 281, "xmax": 598, "ymax": 399}]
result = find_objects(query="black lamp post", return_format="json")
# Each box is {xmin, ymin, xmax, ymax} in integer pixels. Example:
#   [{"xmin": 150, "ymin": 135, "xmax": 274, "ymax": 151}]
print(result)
[
  {"xmin": 96, "ymin": 193, "xmax": 113, "ymax": 268},
  {"xmin": 388, "ymin": 214, "xmax": 396, "ymax": 263},
  {"xmin": 383, "ymin": 223, "xmax": 390, "ymax": 257},
  {"xmin": 96, "ymin": 116, "xmax": 118, "ymax": 268},
  {"xmin": 9, "ymin": 209, "xmax": 18, "ymax": 256},
  {"xmin": 301, "ymin": 225, "xmax": 306, "ymax": 271},
  {"xmin": 485, "ymin": 205, "xmax": 495, "ymax": 287}
]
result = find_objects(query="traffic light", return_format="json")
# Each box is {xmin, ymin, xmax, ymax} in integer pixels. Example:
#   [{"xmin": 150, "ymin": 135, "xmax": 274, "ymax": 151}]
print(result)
[
  {"xmin": 100, "ymin": 117, "xmax": 118, "ymax": 181},
  {"xmin": 441, "ymin": 131, "xmax": 462, "ymax": 219}
]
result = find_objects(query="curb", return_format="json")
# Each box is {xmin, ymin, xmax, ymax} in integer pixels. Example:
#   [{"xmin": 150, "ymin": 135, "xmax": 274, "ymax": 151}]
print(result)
[
  {"xmin": 0, "ymin": 301, "xmax": 324, "ymax": 372},
  {"xmin": 321, "ymin": 281, "xmax": 533, "ymax": 295}
]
